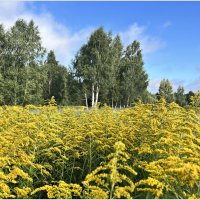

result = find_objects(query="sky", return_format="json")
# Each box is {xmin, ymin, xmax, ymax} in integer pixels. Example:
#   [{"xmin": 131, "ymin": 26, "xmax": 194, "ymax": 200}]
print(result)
[{"xmin": 0, "ymin": 1, "xmax": 200, "ymax": 93}]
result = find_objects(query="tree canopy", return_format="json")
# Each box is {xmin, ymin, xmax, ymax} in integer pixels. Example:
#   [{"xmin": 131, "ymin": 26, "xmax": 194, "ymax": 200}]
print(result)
[{"xmin": 0, "ymin": 19, "xmax": 196, "ymax": 107}]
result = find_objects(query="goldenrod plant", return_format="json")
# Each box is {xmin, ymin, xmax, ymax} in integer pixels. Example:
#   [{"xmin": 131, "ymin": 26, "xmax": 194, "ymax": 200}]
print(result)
[
  {"xmin": 0, "ymin": 100, "xmax": 200, "ymax": 198},
  {"xmin": 83, "ymin": 141, "xmax": 137, "ymax": 199},
  {"xmin": 190, "ymin": 90, "xmax": 200, "ymax": 114}
]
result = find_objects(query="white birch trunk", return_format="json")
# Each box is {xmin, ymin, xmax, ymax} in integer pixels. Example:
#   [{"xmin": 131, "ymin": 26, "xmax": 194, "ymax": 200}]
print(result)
[
  {"xmin": 85, "ymin": 92, "xmax": 88, "ymax": 110},
  {"xmin": 127, "ymin": 97, "xmax": 130, "ymax": 107},
  {"xmin": 95, "ymin": 84, "xmax": 99, "ymax": 106},
  {"xmin": 111, "ymin": 97, "xmax": 114, "ymax": 108},
  {"xmin": 92, "ymin": 84, "xmax": 95, "ymax": 108}
]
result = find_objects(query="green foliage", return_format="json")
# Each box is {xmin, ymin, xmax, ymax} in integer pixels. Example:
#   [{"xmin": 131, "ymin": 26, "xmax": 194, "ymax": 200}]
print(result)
[
  {"xmin": 157, "ymin": 79, "xmax": 174, "ymax": 103},
  {"xmin": 0, "ymin": 20, "xmax": 70, "ymax": 106},
  {"xmin": 73, "ymin": 27, "xmax": 113, "ymax": 107},
  {"xmin": 0, "ymin": 18, "xmax": 196, "ymax": 109},
  {"xmin": 104, "ymin": 35, "xmax": 123, "ymax": 107},
  {"xmin": 67, "ymin": 71, "xmax": 83, "ymax": 106},
  {"xmin": 186, "ymin": 90, "xmax": 195, "ymax": 105},
  {"xmin": 190, "ymin": 90, "xmax": 200, "ymax": 113},
  {"xmin": 73, "ymin": 29, "xmax": 149, "ymax": 107},
  {"xmin": 119, "ymin": 41, "xmax": 149, "ymax": 106},
  {"xmin": 175, "ymin": 86, "xmax": 186, "ymax": 107},
  {"xmin": 43, "ymin": 50, "xmax": 68, "ymax": 105},
  {"xmin": 1, "ymin": 19, "xmax": 45, "ymax": 105}
]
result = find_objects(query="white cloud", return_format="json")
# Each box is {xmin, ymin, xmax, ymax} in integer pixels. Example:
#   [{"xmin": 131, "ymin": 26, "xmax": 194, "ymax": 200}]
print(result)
[
  {"xmin": 120, "ymin": 23, "xmax": 165, "ymax": 54},
  {"xmin": 0, "ymin": 2, "xmax": 95, "ymax": 65},
  {"xmin": 0, "ymin": 2, "xmax": 165, "ymax": 65},
  {"xmin": 0, "ymin": 1, "xmax": 26, "ymax": 17}
]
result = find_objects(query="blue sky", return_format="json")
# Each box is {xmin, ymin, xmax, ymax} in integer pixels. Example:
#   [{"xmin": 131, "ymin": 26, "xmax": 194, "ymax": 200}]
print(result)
[{"xmin": 0, "ymin": 1, "xmax": 200, "ymax": 93}]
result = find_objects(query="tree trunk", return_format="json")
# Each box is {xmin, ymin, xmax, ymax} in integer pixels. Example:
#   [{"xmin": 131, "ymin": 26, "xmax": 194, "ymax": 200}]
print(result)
[
  {"xmin": 95, "ymin": 84, "xmax": 99, "ymax": 106},
  {"xmin": 13, "ymin": 75, "xmax": 17, "ymax": 105},
  {"xmin": 127, "ymin": 97, "xmax": 130, "ymax": 107},
  {"xmin": 92, "ymin": 84, "xmax": 95, "ymax": 108},
  {"xmin": 48, "ymin": 79, "xmax": 51, "ymax": 99},
  {"xmin": 22, "ymin": 81, "xmax": 28, "ymax": 106},
  {"xmin": 111, "ymin": 97, "xmax": 114, "ymax": 108},
  {"xmin": 85, "ymin": 92, "xmax": 88, "ymax": 110}
]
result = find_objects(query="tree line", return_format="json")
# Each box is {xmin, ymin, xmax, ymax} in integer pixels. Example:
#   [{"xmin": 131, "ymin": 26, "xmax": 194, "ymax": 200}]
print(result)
[{"xmin": 0, "ymin": 19, "xmax": 196, "ymax": 107}]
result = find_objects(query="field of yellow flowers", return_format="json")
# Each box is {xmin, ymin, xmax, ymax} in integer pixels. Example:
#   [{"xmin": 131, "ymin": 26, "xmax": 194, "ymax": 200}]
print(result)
[{"xmin": 0, "ymin": 99, "xmax": 200, "ymax": 199}]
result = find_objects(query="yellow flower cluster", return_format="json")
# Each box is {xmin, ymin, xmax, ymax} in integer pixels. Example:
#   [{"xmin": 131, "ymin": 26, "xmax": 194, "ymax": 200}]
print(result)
[
  {"xmin": 0, "ymin": 100, "xmax": 199, "ymax": 198},
  {"xmin": 31, "ymin": 181, "xmax": 82, "ymax": 199}
]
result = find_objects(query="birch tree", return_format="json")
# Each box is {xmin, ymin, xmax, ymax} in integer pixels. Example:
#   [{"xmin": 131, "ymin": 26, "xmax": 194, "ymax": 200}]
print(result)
[
  {"xmin": 0, "ymin": 24, "xmax": 6, "ymax": 104},
  {"xmin": 0, "ymin": 19, "xmax": 45, "ymax": 105},
  {"xmin": 107, "ymin": 35, "xmax": 123, "ymax": 107},
  {"xmin": 73, "ymin": 27, "xmax": 112, "ymax": 108},
  {"xmin": 119, "ymin": 41, "xmax": 148, "ymax": 107}
]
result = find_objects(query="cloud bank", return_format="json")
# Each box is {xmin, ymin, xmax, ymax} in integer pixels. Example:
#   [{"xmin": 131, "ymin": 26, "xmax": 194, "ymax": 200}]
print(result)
[
  {"xmin": 0, "ymin": 2, "xmax": 95, "ymax": 65},
  {"xmin": 0, "ymin": 2, "xmax": 165, "ymax": 66},
  {"xmin": 120, "ymin": 23, "xmax": 165, "ymax": 54}
]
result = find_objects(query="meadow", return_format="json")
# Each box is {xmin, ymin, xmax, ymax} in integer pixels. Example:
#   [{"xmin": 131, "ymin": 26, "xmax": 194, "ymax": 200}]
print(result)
[{"xmin": 0, "ymin": 99, "xmax": 200, "ymax": 199}]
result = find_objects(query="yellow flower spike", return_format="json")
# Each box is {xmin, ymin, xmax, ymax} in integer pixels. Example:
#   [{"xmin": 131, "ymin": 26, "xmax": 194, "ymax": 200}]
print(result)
[{"xmin": 0, "ymin": 102, "xmax": 200, "ymax": 198}]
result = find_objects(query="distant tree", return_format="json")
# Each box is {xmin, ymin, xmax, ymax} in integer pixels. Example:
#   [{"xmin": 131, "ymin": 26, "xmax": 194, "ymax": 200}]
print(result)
[
  {"xmin": 1, "ymin": 19, "xmax": 45, "ymax": 105},
  {"xmin": 0, "ymin": 19, "xmax": 157, "ymax": 107},
  {"xmin": 190, "ymin": 90, "xmax": 200, "ymax": 113},
  {"xmin": 175, "ymin": 86, "xmax": 186, "ymax": 107},
  {"xmin": 44, "ymin": 50, "xmax": 58, "ymax": 100},
  {"xmin": 73, "ymin": 27, "xmax": 112, "ymax": 107},
  {"xmin": 185, "ymin": 90, "xmax": 195, "ymax": 105},
  {"xmin": 190, "ymin": 90, "xmax": 200, "ymax": 107},
  {"xmin": 55, "ymin": 65, "xmax": 68, "ymax": 105},
  {"xmin": 67, "ymin": 71, "xmax": 83, "ymax": 106},
  {"xmin": 142, "ymin": 91, "xmax": 158, "ymax": 104},
  {"xmin": 106, "ymin": 35, "xmax": 123, "ymax": 107},
  {"xmin": 0, "ymin": 24, "xmax": 6, "ymax": 68},
  {"xmin": 157, "ymin": 79, "xmax": 174, "ymax": 103},
  {"xmin": 43, "ymin": 50, "xmax": 68, "ymax": 105},
  {"xmin": 119, "ymin": 41, "xmax": 148, "ymax": 107},
  {"xmin": 0, "ymin": 24, "xmax": 6, "ymax": 104}
]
